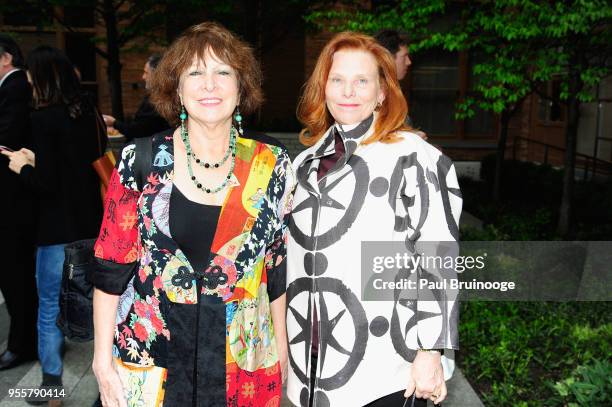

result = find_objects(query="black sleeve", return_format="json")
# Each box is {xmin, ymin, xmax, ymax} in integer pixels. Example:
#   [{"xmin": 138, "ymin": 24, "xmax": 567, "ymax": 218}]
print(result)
[
  {"xmin": 19, "ymin": 110, "xmax": 60, "ymax": 194},
  {"xmin": 265, "ymin": 148, "xmax": 293, "ymax": 302},
  {"xmin": 114, "ymin": 99, "xmax": 169, "ymax": 141},
  {"xmin": 267, "ymin": 256, "xmax": 287, "ymax": 302},
  {"xmin": 0, "ymin": 77, "xmax": 31, "ymax": 147},
  {"xmin": 88, "ymin": 257, "xmax": 137, "ymax": 295}
]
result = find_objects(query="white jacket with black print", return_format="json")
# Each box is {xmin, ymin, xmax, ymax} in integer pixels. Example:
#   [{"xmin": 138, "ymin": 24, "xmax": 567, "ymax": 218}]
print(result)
[{"xmin": 286, "ymin": 114, "xmax": 462, "ymax": 406}]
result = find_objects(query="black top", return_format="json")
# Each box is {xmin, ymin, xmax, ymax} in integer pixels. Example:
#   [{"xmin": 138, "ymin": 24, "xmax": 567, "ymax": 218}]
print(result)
[
  {"xmin": 169, "ymin": 185, "xmax": 221, "ymax": 270},
  {"xmin": 115, "ymin": 95, "xmax": 171, "ymax": 141},
  {"xmin": 19, "ymin": 104, "xmax": 104, "ymax": 245},
  {"xmin": 168, "ymin": 185, "xmax": 225, "ymax": 407},
  {"xmin": 0, "ymin": 70, "xmax": 34, "ymax": 231}
]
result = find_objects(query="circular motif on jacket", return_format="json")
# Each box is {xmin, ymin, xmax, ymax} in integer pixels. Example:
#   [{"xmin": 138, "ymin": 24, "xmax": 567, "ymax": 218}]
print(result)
[
  {"xmin": 286, "ymin": 276, "xmax": 368, "ymax": 391},
  {"xmin": 290, "ymin": 156, "xmax": 369, "ymax": 251},
  {"xmin": 369, "ymin": 176, "xmax": 389, "ymax": 197},
  {"xmin": 369, "ymin": 315, "xmax": 389, "ymax": 337},
  {"xmin": 303, "ymin": 252, "xmax": 328, "ymax": 276},
  {"xmin": 314, "ymin": 391, "xmax": 330, "ymax": 407}
]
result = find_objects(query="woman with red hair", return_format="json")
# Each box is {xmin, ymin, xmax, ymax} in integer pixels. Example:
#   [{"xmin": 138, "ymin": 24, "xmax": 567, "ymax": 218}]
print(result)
[{"xmin": 286, "ymin": 32, "xmax": 462, "ymax": 406}]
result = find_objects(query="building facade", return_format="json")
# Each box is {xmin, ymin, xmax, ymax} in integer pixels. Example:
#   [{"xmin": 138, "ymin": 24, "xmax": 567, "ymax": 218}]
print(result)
[{"xmin": 2, "ymin": 3, "xmax": 610, "ymax": 176}]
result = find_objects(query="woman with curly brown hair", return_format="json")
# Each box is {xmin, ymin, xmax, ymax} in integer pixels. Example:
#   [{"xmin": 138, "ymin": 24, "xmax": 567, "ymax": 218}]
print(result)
[{"xmin": 90, "ymin": 22, "xmax": 293, "ymax": 407}]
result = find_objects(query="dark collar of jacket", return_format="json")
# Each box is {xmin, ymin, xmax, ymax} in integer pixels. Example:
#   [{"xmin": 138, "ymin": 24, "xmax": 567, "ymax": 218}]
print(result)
[{"xmin": 296, "ymin": 114, "xmax": 374, "ymax": 194}]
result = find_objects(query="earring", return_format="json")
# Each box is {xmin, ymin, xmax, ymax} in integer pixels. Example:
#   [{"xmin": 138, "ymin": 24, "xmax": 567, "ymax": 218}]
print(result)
[
  {"xmin": 375, "ymin": 101, "xmax": 382, "ymax": 112},
  {"xmin": 234, "ymin": 107, "xmax": 243, "ymax": 135},
  {"xmin": 180, "ymin": 104, "xmax": 187, "ymax": 129}
]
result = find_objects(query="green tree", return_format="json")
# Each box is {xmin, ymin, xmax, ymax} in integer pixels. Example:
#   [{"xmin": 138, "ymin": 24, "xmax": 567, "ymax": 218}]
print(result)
[
  {"xmin": 1, "ymin": 0, "xmax": 224, "ymax": 119},
  {"xmin": 528, "ymin": 1, "xmax": 612, "ymax": 236},
  {"xmin": 307, "ymin": 0, "xmax": 612, "ymax": 237}
]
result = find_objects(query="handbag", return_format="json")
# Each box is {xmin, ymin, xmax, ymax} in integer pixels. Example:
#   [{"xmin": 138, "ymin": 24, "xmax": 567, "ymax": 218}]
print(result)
[
  {"xmin": 401, "ymin": 393, "xmax": 442, "ymax": 407},
  {"xmin": 56, "ymin": 136, "xmax": 152, "ymax": 341},
  {"xmin": 91, "ymin": 110, "xmax": 116, "ymax": 200}
]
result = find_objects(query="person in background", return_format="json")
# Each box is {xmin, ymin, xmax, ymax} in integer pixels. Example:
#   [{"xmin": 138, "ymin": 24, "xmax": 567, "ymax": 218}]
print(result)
[
  {"xmin": 103, "ymin": 54, "xmax": 170, "ymax": 140},
  {"xmin": 375, "ymin": 29, "xmax": 412, "ymax": 82},
  {"xmin": 0, "ymin": 33, "xmax": 38, "ymax": 371},
  {"xmin": 2, "ymin": 46, "xmax": 105, "ymax": 403},
  {"xmin": 375, "ymin": 29, "xmax": 427, "ymax": 140}
]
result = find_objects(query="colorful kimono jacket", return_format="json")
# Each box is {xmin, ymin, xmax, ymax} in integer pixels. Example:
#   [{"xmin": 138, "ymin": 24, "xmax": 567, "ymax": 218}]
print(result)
[
  {"xmin": 286, "ymin": 115, "xmax": 462, "ymax": 406},
  {"xmin": 91, "ymin": 131, "xmax": 294, "ymax": 407}
]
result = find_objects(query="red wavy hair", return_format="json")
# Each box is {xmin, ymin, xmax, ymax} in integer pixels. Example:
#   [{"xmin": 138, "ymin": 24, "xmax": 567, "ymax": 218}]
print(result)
[{"xmin": 297, "ymin": 31, "xmax": 410, "ymax": 146}]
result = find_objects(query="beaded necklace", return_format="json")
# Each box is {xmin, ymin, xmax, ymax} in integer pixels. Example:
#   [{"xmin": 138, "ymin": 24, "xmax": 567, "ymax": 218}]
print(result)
[{"xmin": 181, "ymin": 121, "xmax": 237, "ymax": 194}]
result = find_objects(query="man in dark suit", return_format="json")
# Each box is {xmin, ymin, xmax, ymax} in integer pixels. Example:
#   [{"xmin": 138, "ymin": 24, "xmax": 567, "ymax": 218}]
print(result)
[
  {"xmin": 0, "ymin": 34, "xmax": 38, "ymax": 370},
  {"xmin": 103, "ymin": 54, "xmax": 170, "ymax": 140}
]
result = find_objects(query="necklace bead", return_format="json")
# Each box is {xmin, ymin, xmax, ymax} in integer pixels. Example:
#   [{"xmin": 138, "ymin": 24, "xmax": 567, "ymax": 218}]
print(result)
[{"xmin": 181, "ymin": 122, "xmax": 237, "ymax": 194}]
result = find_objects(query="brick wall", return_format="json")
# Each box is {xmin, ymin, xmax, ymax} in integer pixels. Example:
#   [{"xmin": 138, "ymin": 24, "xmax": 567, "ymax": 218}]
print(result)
[
  {"xmin": 304, "ymin": 31, "xmax": 334, "ymax": 80},
  {"xmin": 96, "ymin": 49, "xmax": 158, "ymax": 119}
]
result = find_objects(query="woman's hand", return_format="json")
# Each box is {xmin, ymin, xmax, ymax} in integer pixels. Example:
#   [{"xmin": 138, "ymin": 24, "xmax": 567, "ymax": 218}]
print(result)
[
  {"xmin": 92, "ymin": 359, "xmax": 127, "ymax": 407},
  {"xmin": 1, "ymin": 148, "xmax": 35, "ymax": 174},
  {"xmin": 404, "ymin": 350, "xmax": 447, "ymax": 405},
  {"xmin": 102, "ymin": 114, "xmax": 116, "ymax": 127},
  {"xmin": 276, "ymin": 336, "xmax": 288, "ymax": 383},
  {"xmin": 270, "ymin": 293, "xmax": 288, "ymax": 383}
]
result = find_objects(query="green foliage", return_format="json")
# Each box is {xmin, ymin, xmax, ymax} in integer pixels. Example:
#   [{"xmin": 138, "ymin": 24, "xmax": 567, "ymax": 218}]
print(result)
[
  {"xmin": 460, "ymin": 225, "xmax": 509, "ymax": 242},
  {"xmin": 0, "ymin": 0, "xmax": 236, "ymax": 53},
  {"xmin": 460, "ymin": 302, "xmax": 612, "ymax": 406},
  {"xmin": 307, "ymin": 1, "xmax": 612, "ymax": 119},
  {"xmin": 553, "ymin": 361, "xmax": 612, "ymax": 406}
]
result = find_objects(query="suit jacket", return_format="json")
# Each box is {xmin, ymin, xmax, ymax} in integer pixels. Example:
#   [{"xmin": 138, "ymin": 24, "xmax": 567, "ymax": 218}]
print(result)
[
  {"xmin": 19, "ymin": 104, "xmax": 104, "ymax": 245},
  {"xmin": 114, "ymin": 95, "xmax": 170, "ymax": 141},
  {"xmin": 0, "ymin": 70, "xmax": 33, "ymax": 232}
]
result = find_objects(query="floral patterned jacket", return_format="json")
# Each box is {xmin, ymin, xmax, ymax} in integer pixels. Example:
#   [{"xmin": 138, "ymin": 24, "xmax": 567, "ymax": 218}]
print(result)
[{"xmin": 90, "ymin": 131, "xmax": 294, "ymax": 407}]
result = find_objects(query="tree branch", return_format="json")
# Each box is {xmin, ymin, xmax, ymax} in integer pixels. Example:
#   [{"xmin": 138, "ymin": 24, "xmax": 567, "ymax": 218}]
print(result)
[
  {"xmin": 94, "ymin": 3, "xmax": 106, "ymax": 16},
  {"xmin": 114, "ymin": 0, "xmax": 128, "ymax": 12},
  {"xmin": 51, "ymin": 10, "xmax": 109, "ymax": 60},
  {"xmin": 116, "ymin": 8, "xmax": 147, "ymax": 45}
]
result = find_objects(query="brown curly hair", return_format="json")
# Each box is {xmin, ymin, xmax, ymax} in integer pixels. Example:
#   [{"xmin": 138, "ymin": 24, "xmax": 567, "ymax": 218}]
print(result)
[{"xmin": 150, "ymin": 22, "xmax": 263, "ymax": 126}]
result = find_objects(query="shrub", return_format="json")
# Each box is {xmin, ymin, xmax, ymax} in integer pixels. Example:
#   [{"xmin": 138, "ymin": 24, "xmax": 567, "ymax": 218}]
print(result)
[
  {"xmin": 552, "ymin": 361, "xmax": 612, "ymax": 406},
  {"xmin": 459, "ymin": 302, "xmax": 612, "ymax": 406}
]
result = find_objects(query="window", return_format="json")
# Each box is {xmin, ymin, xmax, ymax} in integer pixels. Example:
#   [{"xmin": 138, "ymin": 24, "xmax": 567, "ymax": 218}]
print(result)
[
  {"xmin": 538, "ymin": 79, "xmax": 566, "ymax": 123},
  {"xmin": 2, "ymin": 1, "xmax": 52, "ymax": 27},
  {"xmin": 409, "ymin": 48, "xmax": 459, "ymax": 136}
]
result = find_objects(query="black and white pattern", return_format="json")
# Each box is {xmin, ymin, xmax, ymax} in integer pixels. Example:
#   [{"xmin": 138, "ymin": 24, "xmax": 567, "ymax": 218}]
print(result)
[{"xmin": 286, "ymin": 116, "xmax": 462, "ymax": 406}]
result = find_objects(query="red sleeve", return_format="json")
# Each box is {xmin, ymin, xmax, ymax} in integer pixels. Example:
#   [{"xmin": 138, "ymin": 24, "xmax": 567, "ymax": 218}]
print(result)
[
  {"xmin": 94, "ymin": 168, "xmax": 140, "ymax": 264},
  {"xmin": 89, "ymin": 142, "xmax": 141, "ymax": 295}
]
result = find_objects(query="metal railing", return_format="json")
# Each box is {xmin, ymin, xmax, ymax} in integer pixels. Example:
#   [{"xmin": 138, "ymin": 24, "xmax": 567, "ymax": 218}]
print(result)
[{"xmin": 512, "ymin": 136, "xmax": 612, "ymax": 180}]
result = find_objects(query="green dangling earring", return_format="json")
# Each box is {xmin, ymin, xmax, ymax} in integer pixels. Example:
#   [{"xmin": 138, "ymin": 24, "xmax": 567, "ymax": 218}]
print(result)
[
  {"xmin": 180, "ymin": 104, "xmax": 187, "ymax": 124},
  {"xmin": 234, "ymin": 107, "xmax": 243, "ymax": 135},
  {"xmin": 180, "ymin": 104, "xmax": 188, "ymax": 140}
]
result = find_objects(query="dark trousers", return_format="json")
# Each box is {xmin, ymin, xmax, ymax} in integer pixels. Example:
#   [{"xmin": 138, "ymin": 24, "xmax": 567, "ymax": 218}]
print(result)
[
  {"xmin": 308, "ymin": 354, "xmax": 428, "ymax": 407},
  {"xmin": 0, "ymin": 231, "xmax": 38, "ymax": 355},
  {"xmin": 365, "ymin": 391, "xmax": 428, "ymax": 407}
]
